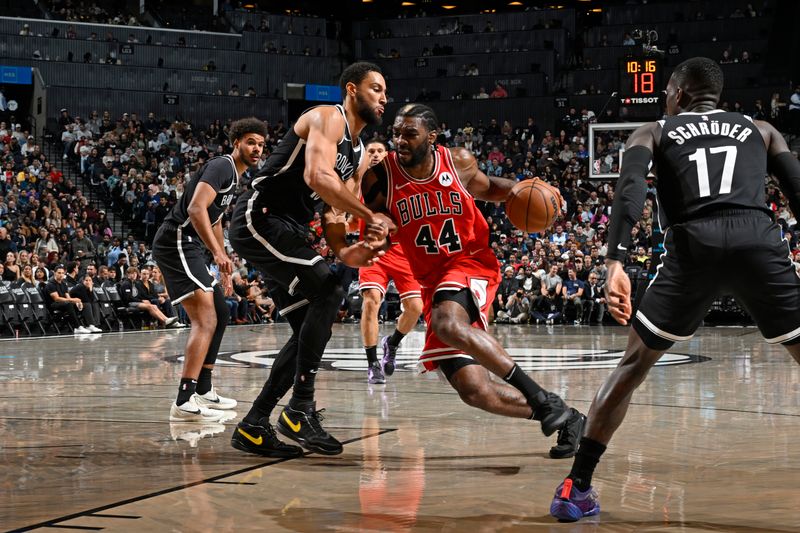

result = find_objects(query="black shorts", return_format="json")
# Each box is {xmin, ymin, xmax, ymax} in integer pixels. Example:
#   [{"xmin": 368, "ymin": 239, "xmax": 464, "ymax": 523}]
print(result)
[
  {"xmin": 152, "ymin": 222, "xmax": 216, "ymax": 304},
  {"xmin": 229, "ymin": 197, "xmax": 335, "ymax": 316},
  {"xmin": 634, "ymin": 210, "xmax": 800, "ymax": 349}
]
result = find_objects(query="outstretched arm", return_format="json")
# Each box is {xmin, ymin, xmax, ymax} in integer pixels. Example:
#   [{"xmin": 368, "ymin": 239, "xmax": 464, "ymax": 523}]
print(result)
[
  {"xmin": 603, "ymin": 121, "xmax": 658, "ymax": 325},
  {"xmin": 449, "ymin": 147, "xmax": 516, "ymax": 202},
  {"xmin": 758, "ymin": 120, "xmax": 800, "ymax": 217}
]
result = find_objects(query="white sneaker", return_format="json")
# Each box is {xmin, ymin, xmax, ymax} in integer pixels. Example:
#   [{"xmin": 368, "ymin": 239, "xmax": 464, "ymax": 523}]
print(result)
[
  {"xmin": 165, "ymin": 316, "xmax": 180, "ymax": 328},
  {"xmin": 194, "ymin": 386, "xmax": 238, "ymax": 410},
  {"xmin": 169, "ymin": 396, "xmax": 225, "ymax": 422},
  {"xmin": 74, "ymin": 326, "xmax": 91, "ymax": 334},
  {"xmin": 169, "ymin": 422, "xmax": 226, "ymax": 447},
  {"xmin": 87, "ymin": 325, "xmax": 103, "ymax": 333}
]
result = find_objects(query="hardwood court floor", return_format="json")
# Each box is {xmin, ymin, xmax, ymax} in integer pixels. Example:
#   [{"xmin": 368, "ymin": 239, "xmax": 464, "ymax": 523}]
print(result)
[{"xmin": 1, "ymin": 323, "xmax": 799, "ymax": 532}]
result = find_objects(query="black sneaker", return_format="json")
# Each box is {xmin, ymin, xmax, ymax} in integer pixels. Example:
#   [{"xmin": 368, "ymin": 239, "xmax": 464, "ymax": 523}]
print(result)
[
  {"xmin": 532, "ymin": 392, "xmax": 572, "ymax": 437},
  {"xmin": 549, "ymin": 408, "xmax": 586, "ymax": 459},
  {"xmin": 276, "ymin": 400, "xmax": 343, "ymax": 455},
  {"xmin": 231, "ymin": 418, "xmax": 304, "ymax": 458}
]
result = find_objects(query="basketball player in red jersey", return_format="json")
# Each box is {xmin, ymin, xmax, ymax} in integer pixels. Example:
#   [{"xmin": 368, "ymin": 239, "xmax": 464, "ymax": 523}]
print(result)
[
  {"xmin": 361, "ymin": 104, "xmax": 585, "ymax": 457},
  {"xmin": 358, "ymin": 140, "xmax": 423, "ymax": 384}
]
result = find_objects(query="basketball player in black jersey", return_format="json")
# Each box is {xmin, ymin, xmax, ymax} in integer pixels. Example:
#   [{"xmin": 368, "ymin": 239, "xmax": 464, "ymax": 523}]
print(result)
[
  {"xmin": 551, "ymin": 57, "xmax": 800, "ymax": 521},
  {"xmin": 153, "ymin": 118, "xmax": 273, "ymax": 426},
  {"xmin": 229, "ymin": 62, "xmax": 390, "ymax": 457}
]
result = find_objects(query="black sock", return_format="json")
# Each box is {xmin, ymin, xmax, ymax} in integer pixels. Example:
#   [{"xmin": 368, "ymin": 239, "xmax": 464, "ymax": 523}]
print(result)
[
  {"xmin": 568, "ymin": 437, "xmax": 607, "ymax": 491},
  {"xmin": 387, "ymin": 329, "xmax": 406, "ymax": 347},
  {"xmin": 176, "ymin": 378, "xmax": 197, "ymax": 405},
  {"xmin": 365, "ymin": 345, "xmax": 378, "ymax": 364},
  {"xmin": 503, "ymin": 364, "xmax": 545, "ymax": 414},
  {"xmin": 196, "ymin": 367, "xmax": 213, "ymax": 395}
]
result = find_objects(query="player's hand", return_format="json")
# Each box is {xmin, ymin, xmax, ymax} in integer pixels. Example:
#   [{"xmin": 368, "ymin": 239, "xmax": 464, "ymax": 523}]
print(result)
[
  {"xmin": 214, "ymin": 251, "xmax": 233, "ymax": 275},
  {"xmin": 605, "ymin": 260, "xmax": 632, "ymax": 325},
  {"xmin": 338, "ymin": 242, "xmax": 386, "ymax": 268},
  {"xmin": 364, "ymin": 213, "xmax": 395, "ymax": 243},
  {"xmin": 220, "ymin": 272, "xmax": 233, "ymax": 297}
]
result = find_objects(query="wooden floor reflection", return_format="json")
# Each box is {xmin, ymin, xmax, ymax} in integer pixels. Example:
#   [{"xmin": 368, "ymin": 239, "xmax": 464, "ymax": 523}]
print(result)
[{"xmin": 1, "ymin": 323, "xmax": 799, "ymax": 532}]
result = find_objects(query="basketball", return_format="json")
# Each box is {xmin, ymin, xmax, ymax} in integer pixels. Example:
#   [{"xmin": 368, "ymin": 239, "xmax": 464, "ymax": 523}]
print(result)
[{"xmin": 505, "ymin": 178, "xmax": 562, "ymax": 233}]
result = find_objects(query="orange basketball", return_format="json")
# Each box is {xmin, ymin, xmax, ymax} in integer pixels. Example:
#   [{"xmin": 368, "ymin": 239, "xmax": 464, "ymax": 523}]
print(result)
[{"xmin": 505, "ymin": 178, "xmax": 561, "ymax": 233}]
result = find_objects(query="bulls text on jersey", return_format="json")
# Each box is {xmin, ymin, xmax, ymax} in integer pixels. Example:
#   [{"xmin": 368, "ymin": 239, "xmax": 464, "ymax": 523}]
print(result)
[{"xmin": 395, "ymin": 190, "xmax": 463, "ymax": 226}]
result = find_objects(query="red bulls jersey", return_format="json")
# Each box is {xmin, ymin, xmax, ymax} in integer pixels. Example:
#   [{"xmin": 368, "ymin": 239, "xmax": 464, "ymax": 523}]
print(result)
[{"xmin": 385, "ymin": 146, "xmax": 490, "ymax": 287}]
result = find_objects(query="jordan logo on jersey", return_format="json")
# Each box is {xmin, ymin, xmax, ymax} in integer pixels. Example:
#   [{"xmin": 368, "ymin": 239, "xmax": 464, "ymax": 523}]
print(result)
[{"xmin": 396, "ymin": 191, "xmax": 463, "ymax": 226}]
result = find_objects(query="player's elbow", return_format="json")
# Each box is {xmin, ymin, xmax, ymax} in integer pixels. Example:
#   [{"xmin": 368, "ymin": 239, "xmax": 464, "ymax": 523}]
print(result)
[
  {"xmin": 304, "ymin": 168, "xmax": 331, "ymax": 192},
  {"xmin": 187, "ymin": 203, "xmax": 204, "ymax": 220}
]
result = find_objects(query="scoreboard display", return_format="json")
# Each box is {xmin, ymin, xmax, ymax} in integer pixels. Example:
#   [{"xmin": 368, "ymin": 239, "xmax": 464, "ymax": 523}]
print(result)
[
  {"xmin": 618, "ymin": 57, "xmax": 663, "ymax": 119},
  {"xmin": 618, "ymin": 57, "xmax": 662, "ymax": 103}
]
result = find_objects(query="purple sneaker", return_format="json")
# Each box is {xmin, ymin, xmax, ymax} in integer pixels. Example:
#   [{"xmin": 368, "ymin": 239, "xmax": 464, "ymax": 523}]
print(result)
[
  {"xmin": 381, "ymin": 335, "xmax": 398, "ymax": 376},
  {"xmin": 550, "ymin": 479, "xmax": 600, "ymax": 522},
  {"xmin": 368, "ymin": 361, "xmax": 385, "ymax": 384}
]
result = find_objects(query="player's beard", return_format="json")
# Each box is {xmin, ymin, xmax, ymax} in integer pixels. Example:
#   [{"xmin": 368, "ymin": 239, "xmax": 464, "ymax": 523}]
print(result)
[
  {"xmin": 399, "ymin": 141, "xmax": 430, "ymax": 168},
  {"xmin": 355, "ymin": 92, "xmax": 382, "ymax": 126}
]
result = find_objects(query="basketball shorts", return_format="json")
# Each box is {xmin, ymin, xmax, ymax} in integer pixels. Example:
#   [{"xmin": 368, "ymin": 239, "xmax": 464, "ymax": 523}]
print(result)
[
  {"xmin": 229, "ymin": 199, "xmax": 335, "ymax": 317},
  {"xmin": 152, "ymin": 222, "xmax": 217, "ymax": 304},
  {"xmin": 634, "ymin": 210, "xmax": 800, "ymax": 350},
  {"xmin": 358, "ymin": 246, "xmax": 421, "ymax": 300},
  {"xmin": 418, "ymin": 249, "xmax": 500, "ymax": 372}
]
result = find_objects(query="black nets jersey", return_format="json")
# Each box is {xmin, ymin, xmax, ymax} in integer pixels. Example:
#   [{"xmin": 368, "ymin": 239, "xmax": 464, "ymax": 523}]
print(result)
[
  {"xmin": 163, "ymin": 154, "xmax": 238, "ymax": 236},
  {"xmin": 653, "ymin": 109, "xmax": 770, "ymax": 227},
  {"xmin": 244, "ymin": 104, "xmax": 363, "ymax": 225}
]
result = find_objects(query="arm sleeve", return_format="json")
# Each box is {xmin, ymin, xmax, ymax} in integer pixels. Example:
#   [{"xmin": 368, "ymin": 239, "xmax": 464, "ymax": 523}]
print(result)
[
  {"xmin": 768, "ymin": 152, "xmax": 800, "ymax": 219},
  {"xmin": 605, "ymin": 145, "xmax": 652, "ymax": 262}
]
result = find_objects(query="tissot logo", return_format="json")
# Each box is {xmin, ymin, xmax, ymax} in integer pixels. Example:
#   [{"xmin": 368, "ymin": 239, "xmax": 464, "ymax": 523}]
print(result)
[
  {"xmin": 165, "ymin": 348, "xmax": 709, "ymax": 372},
  {"xmin": 620, "ymin": 97, "xmax": 660, "ymax": 104}
]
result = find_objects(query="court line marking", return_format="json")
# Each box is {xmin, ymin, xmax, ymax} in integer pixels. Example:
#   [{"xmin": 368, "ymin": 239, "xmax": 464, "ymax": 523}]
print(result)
[
  {"xmin": 12, "ymin": 428, "xmax": 397, "ymax": 532},
  {"xmin": 85, "ymin": 514, "xmax": 140, "ymax": 519}
]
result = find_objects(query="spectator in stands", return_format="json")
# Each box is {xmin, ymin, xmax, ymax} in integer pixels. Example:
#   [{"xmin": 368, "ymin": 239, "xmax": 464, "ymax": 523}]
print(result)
[
  {"xmin": 584, "ymin": 272, "xmax": 605, "ymax": 324},
  {"xmin": 3, "ymin": 252, "xmax": 19, "ymax": 282},
  {"xmin": 541, "ymin": 264, "xmax": 563, "ymax": 324},
  {"xmin": 0, "ymin": 227, "xmax": 16, "ymax": 258},
  {"xmin": 118, "ymin": 266, "xmax": 180, "ymax": 328},
  {"xmin": 139, "ymin": 266, "xmax": 176, "ymax": 319},
  {"xmin": 70, "ymin": 227, "xmax": 95, "ymax": 267},
  {"xmin": 501, "ymin": 288, "xmax": 530, "ymax": 324},
  {"xmin": 247, "ymin": 282, "xmax": 275, "ymax": 323},
  {"xmin": 490, "ymin": 83, "xmax": 508, "ymax": 98},
  {"xmin": 228, "ymin": 272, "xmax": 249, "ymax": 323},
  {"xmin": 475, "ymin": 87, "xmax": 489, "ymax": 99},
  {"xmin": 19, "ymin": 264, "xmax": 35, "ymax": 286},
  {"xmin": 790, "ymin": 86, "xmax": 800, "ymax": 134},
  {"xmin": 68, "ymin": 274, "xmax": 103, "ymax": 332},
  {"xmin": 111, "ymin": 252, "xmax": 129, "ymax": 280},
  {"xmin": 45, "ymin": 265, "xmax": 94, "ymax": 334},
  {"xmin": 561, "ymin": 268, "xmax": 585, "ymax": 325},
  {"xmin": 61, "ymin": 124, "xmax": 76, "ymax": 159},
  {"xmin": 622, "ymin": 33, "xmax": 635, "ymax": 46},
  {"xmin": 720, "ymin": 49, "xmax": 735, "ymax": 64},
  {"xmin": 494, "ymin": 265, "xmax": 519, "ymax": 318}
]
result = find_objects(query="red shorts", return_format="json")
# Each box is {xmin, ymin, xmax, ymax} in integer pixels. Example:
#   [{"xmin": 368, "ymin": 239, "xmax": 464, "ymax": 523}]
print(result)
[
  {"xmin": 418, "ymin": 249, "xmax": 500, "ymax": 372},
  {"xmin": 358, "ymin": 245, "xmax": 421, "ymax": 300}
]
